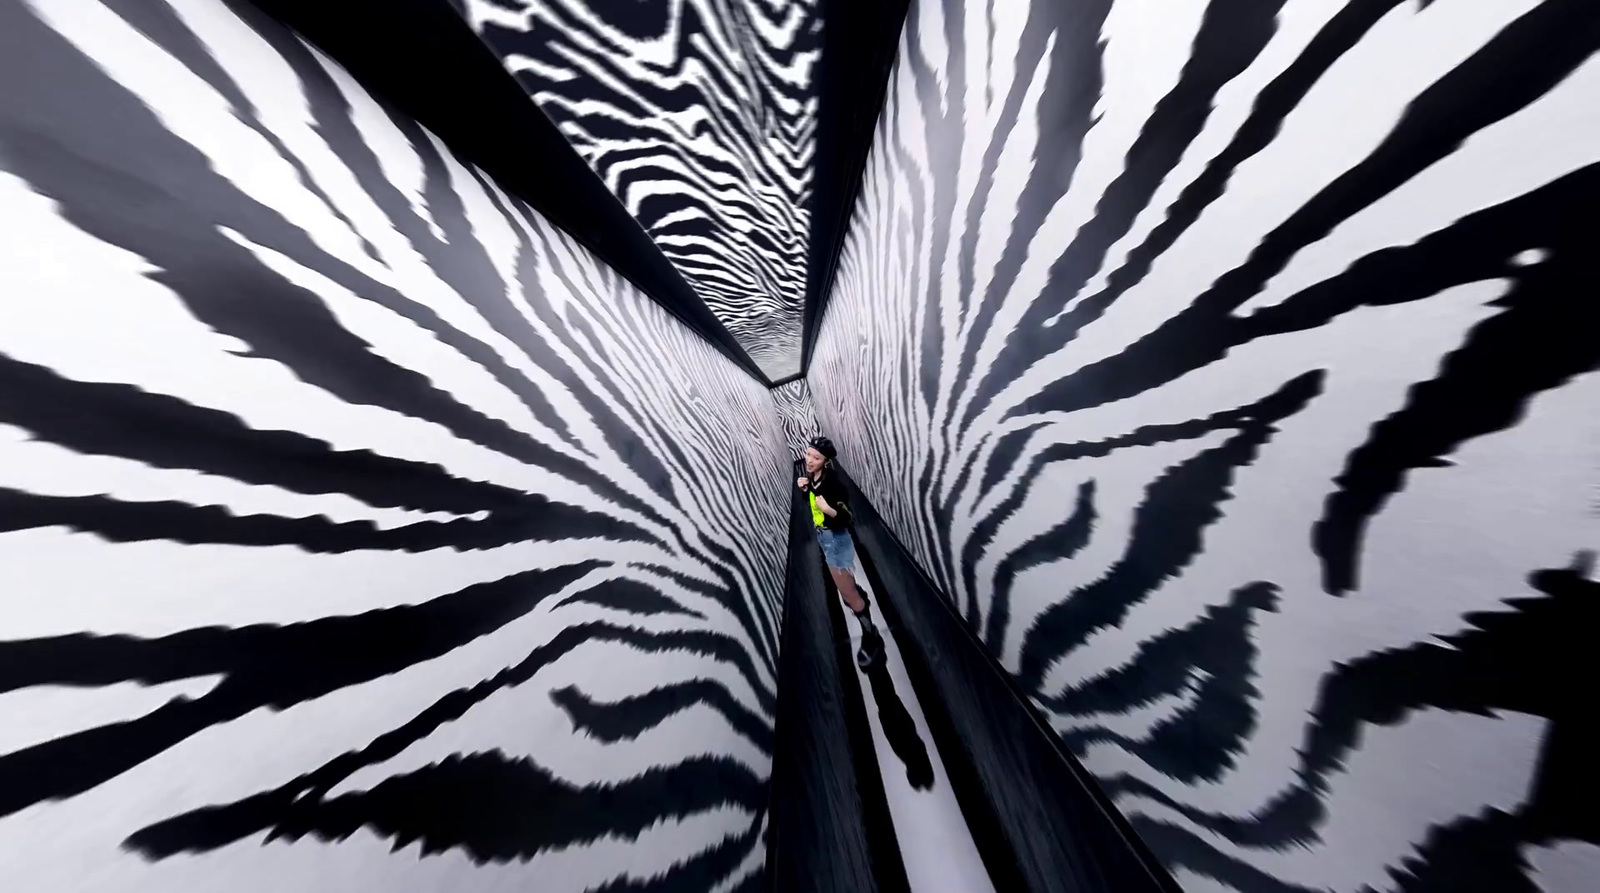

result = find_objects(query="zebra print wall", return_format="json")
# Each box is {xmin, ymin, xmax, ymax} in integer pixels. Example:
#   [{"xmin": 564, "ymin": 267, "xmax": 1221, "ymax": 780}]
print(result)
[
  {"xmin": 771, "ymin": 379, "xmax": 822, "ymax": 464},
  {"xmin": 457, "ymin": 0, "xmax": 822, "ymax": 381},
  {"xmin": 0, "ymin": 0, "xmax": 789, "ymax": 890},
  {"xmin": 807, "ymin": 0, "xmax": 1600, "ymax": 891}
]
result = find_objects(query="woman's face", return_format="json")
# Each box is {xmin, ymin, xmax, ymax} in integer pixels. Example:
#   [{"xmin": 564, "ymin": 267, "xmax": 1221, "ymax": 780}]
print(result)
[{"xmin": 803, "ymin": 447, "xmax": 825, "ymax": 474}]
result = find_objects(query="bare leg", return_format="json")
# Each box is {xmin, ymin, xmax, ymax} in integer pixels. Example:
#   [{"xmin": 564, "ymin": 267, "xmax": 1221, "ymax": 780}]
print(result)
[{"xmin": 830, "ymin": 567, "xmax": 866, "ymax": 613}]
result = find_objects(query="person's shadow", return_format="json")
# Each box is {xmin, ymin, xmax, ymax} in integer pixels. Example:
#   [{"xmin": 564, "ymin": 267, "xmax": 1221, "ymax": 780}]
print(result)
[
  {"xmin": 796, "ymin": 456, "xmax": 934, "ymax": 791},
  {"xmin": 860, "ymin": 624, "xmax": 934, "ymax": 790}
]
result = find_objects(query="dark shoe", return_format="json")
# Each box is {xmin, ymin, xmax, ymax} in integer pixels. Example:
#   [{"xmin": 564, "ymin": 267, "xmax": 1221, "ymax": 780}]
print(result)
[{"xmin": 855, "ymin": 627, "xmax": 885, "ymax": 670}]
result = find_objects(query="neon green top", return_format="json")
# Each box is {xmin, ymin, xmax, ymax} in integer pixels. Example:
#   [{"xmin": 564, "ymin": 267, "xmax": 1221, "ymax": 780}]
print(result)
[{"xmin": 808, "ymin": 491, "xmax": 825, "ymax": 527}]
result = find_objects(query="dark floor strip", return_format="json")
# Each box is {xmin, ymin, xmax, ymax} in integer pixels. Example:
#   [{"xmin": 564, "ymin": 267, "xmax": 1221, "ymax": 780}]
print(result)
[
  {"xmin": 766, "ymin": 477, "xmax": 908, "ymax": 893},
  {"xmin": 839, "ymin": 470, "xmax": 1184, "ymax": 893}
]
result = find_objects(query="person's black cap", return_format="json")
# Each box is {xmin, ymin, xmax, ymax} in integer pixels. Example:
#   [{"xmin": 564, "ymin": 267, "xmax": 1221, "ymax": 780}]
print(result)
[{"xmin": 808, "ymin": 436, "xmax": 837, "ymax": 460}]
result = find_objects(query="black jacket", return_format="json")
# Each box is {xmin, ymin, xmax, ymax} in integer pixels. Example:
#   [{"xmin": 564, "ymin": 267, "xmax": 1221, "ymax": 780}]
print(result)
[{"xmin": 801, "ymin": 465, "xmax": 853, "ymax": 531}]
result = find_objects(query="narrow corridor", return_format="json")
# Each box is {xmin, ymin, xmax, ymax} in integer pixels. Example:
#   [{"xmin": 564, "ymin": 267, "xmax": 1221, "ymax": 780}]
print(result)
[
  {"xmin": 837, "ymin": 584, "xmax": 995, "ymax": 893},
  {"xmin": 2, "ymin": 0, "xmax": 1595, "ymax": 891}
]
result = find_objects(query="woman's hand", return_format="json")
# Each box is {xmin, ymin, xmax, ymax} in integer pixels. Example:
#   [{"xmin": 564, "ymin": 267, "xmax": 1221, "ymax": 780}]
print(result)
[
  {"xmin": 796, "ymin": 476, "xmax": 809, "ymax": 490},
  {"xmin": 814, "ymin": 495, "xmax": 836, "ymax": 517}
]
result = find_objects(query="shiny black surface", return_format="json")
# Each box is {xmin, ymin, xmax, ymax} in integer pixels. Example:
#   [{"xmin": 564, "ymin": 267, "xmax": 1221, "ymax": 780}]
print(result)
[{"xmin": 841, "ymin": 470, "xmax": 1182, "ymax": 893}]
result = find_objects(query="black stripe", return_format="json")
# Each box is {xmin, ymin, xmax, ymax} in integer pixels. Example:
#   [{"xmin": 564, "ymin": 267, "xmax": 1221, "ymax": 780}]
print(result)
[
  {"xmin": 1105, "ymin": 558, "xmax": 1597, "ymax": 855},
  {"xmin": 1314, "ymin": 204, "xmax": 1600, "ymax": 593},
  {"xmin": 0, "ymin": 353, "xmax": 524, "ymax": 516},
  {"xmin": 1015, "ymin": 372, "xmax": 1322, "ymax": 689},
  {"xmin": 1051, "ymin": 581, "xmax": 1280, "ymax": 784},
  {"xmin": 0, "ymin": 487, "xmax": 651, "ymax": 554},
  {"xmin": 949, "ymin": 0, "xmax": 1115, "ymax": 416},
  {"xmin": 0, "ymin": 561, "xmax": 601, "ymax": 818},
  {"xmin": 985, "ymin": 480, "xmax": 1098, "ymax": 651},
  {"xmin": 129, "ymin": 750, "xmax": 764, "ymax": 869},
  {"xmin": 551, "ymin": 679, "xmax": 773, "ymax": 754},
  {"xmin": 0, "ymin": 9, "xmax": 668, "ymax": 519},
  {"xmin": 553, "ymin": 578, "xmax": 707, "ymax": 620},
  {"xmin": 957, "ymin": 0, "xmax": 1286, "ymax": 428},
  {"xmin": 1014, "ymin": 0, "xmax": 1600, "ymax": 421}
]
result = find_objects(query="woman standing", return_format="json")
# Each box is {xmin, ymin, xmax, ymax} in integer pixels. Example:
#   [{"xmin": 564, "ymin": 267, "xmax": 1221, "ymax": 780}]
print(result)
[{"xmin": 797, "ymin": 436, "xmax": 884, "ymax": 669}]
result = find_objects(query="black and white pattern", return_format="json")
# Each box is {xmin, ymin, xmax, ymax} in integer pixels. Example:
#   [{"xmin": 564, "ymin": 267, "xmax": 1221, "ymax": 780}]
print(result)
[
  {"xmin": 769, "ymin": 379, "xmax": 821, "ymax": 462},
  {"xmin": 460, "ymin": 0, "xmax": 821, "ymax": 380},
  {"xmin": 0, "ymin": 0, "xmax": 788, "ymax": 889},
  {"xmin": 808, "ymin": 0, "xmax": 1600, "ymax": 890}
]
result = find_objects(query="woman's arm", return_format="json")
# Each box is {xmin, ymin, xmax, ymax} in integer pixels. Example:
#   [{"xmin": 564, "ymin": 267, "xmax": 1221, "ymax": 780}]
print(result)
[{"xmin": 813, "ymin": 494, "xmax": 837, "ymax": 517}]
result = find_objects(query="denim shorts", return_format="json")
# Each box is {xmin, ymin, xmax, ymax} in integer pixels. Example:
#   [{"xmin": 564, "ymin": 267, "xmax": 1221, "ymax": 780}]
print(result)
[{"xmin": 815, "ymin": 526, "xmax": 857, "ymax": 570}]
